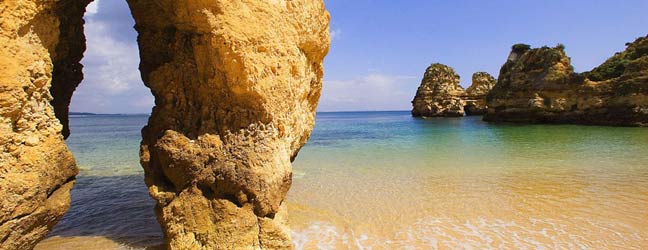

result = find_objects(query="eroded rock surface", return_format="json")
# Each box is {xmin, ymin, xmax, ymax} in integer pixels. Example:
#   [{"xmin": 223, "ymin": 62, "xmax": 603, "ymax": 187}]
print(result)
[
  {"xmin": 0, "ymin": 1, "xmax": 90, "ymax": 249},
  {"xmin": 412, "ymin": 63, "xmax": 467, "ymax": 117},
  {"xmin": 484, "ymin": 36, "xmax": 648, "ymax": 126},
  {"xmin": 127, "ymin": 0, "xmax": 330, "ymax": 249},
  {"xmin": 466, "ymin": 72, "xmax": 496, "ymax": 96},
  {"xmin": 1, "ymin": 0, "xmax": 329, "ymax": 249},
  {"xmin": 464, "ymin": 72, "xmax": 496, "ymax": 115}
]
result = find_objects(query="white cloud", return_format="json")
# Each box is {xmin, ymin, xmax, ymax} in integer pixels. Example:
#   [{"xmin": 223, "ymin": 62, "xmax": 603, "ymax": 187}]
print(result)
[
  {"xmin": 81, "ymin": 19, "xmax": 141, "ymax": 95},
  {"xmin": 70, "ymin": 7, "xmax": 150, "ymax": 114},
  {"xmin": 330, "ymin": 28, "xmax": 342, "ymax": 41},
  {"xmin": 85, "ymin": 0, "xmax": 100, "ymax": 16},
  {"xmin": 317, "ymin": 74, "xmax": 420, "ymax": 112}
]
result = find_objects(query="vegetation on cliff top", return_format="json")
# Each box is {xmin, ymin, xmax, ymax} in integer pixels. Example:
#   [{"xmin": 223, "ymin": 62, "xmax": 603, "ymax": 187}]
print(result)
[
  {"xmin": 511, "ymin": 43, "xmax": 531, "ymax": 54},
  {"xmin": 487, "ymin": 43, "xmax": 592, "ymax": 103},
  {"xmin": 585, "ymin": 35, "xmax": 648, "ymax": 81},
  {"xmin": 490, "ymin": 35, "xmax": 648, "ymax": 101}
]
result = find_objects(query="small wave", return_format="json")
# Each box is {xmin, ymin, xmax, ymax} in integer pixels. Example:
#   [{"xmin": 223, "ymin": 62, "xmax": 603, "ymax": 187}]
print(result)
[
  {"xmin": 293, "ymin": 170, "xmax": 306, "ymax": 179},
  {"xmin": 291, "ymin": 217, "xmax": 646, "ymax": 250},
  {"xmin": 293, "ymin": 222, "xmax": 375, "ymax": 250}
]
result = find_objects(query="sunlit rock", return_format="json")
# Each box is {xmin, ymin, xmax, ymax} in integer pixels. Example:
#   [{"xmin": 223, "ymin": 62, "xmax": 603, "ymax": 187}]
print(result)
[
  {"xmin": 0, "ymin": 0, "xmax": 330, "ymax": 249},
  {"xmin": 464, "ymin": 72, "xmax": 496, "ymax": 115},
  {"xmin": 129, "ymin": 0, "xmax": 330, "ymax": 249},
  {"xmin": 411, "ymin": 63, "xmax": 467, "ymax": 117},
  {"xmin": 0, "ymin": 1, "xmax": 90, "ymax": 249},
  {"xmin": 484, "ymin": 36, "xmax": 648, "ymax": 126}
]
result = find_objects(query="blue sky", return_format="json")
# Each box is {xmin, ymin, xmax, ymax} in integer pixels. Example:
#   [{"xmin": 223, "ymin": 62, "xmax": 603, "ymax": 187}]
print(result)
[{"xmin": 70, "ymin": 0, "xmax": 648, "ymax": 113}]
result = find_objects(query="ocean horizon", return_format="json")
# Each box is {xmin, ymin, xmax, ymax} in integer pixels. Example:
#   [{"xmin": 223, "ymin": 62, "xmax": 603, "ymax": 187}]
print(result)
[
  {"xmin": 69, "ymin": 110, "xmax": 414, "ymax": 116},
  {"xmin": 5, "ymin": 0, "xmax": 647, "ymax": 249}
]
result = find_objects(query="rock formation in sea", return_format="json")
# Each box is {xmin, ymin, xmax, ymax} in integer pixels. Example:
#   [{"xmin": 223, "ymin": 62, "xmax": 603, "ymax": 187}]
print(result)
[
  {"xmin": 464, "ymin": 72, "xmax": 496, "ymax": 115},
  {"xmin": 484, "ymin": 35, "xmax": 648, "ymax": 126},
  {"xmin": 130, "ymin": 0, "xmax": 329, "ymax": 249},
  {"xmin": 0, "ymin": 1, "xmax": 89, "ymax": 249},
  {"xmin": 411, "ymin": 63, "xmax": 467, "ymax": 117},
  {"xmin": 411, "ymin": 64, "xmax": 496, "ymax": 117},
  {"xmin": 0, "ymin": 0, "xmax": 330, "ymax": 249}
]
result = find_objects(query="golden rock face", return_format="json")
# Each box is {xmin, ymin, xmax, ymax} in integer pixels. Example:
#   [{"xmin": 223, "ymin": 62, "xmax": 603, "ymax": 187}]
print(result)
[
  {"xmin": 485, "ymin": 38, "xmax": 648, "ymax": 126},
  {"xmin": 411, "ymin": 64, "xmax": 496, "ymax": 117},
  {"xmin": 0, "ymin": 0, "xmax": 329, "ymax": 249},
  {"xmin": 411, "ymin": 63, "xmax": 467, "ymax": 117},
  {"xmin": 464, "ymin": 72, "xmax": 496, "ymax": 115},
  {"xmin": 0, "ymin": 1, "xmax": 89, "ymax": 249},
  {"xmin": 466, "ymin": 72, "xmax": 496, "ymax": 97}
]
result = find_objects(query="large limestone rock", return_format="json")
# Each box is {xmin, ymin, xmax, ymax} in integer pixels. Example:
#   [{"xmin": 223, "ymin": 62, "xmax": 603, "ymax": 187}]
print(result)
[
  {"xmin": 484, "ymin": 36, "xmax": 648, "ymax": 126},
  {"xmin": 128, "ymin": 0, "xmax": 330, "ymax": 249},
  {"xmin": 0, "ymin": 1, "xmax": 90, "ymax": 249},
  {"xmin": 464, "ymin": 72, "xmax": 496, "ymax": 115},
  {"xmin": 0, "ymin": 0, "xmax": 330, "ymax": 249},
  {"xmin": 466, "ymin": 72, "xmax": 496, "ymax": 96},
  {"xmin": 411, "ymin": 63, "xmax": 467, "ymax": 117}
]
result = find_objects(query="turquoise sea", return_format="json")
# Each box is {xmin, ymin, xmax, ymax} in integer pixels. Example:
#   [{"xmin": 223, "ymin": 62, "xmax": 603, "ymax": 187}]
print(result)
[{"xmin": 40, "ymin": 112, "xmax": 648, "ymax": 249}]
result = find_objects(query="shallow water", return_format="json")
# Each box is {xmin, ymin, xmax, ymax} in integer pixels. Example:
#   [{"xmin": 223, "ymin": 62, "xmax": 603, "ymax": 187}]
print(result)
[{"xmin": 37, "ymin": 112, "xmax": 648, "ymax": 249}]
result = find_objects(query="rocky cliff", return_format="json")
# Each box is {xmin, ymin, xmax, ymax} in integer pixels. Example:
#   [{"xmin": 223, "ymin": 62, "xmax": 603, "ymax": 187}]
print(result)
[
  {"xmin": 484, "ymin": 36, "xmax": 648, "ymax": 126},
  {"xmin": 464, "ymin": 72, "xmax": 496, "ymax": 115},
  {"xmin": 128, "ymin": 0, "xmax": 330, "ymax": 249},
  {"xmin": 411, "ymin": 64, "xmax": 496, "ymax": 117},
  {"xmin": 411, "ymin": 63, "xmax": 467, "ymax": 117},
  {"xmin": 0, "ymin": 0, "xmax": 330, "ymax": 249},
  {"xmin": 0, "ymin": 1, "xmax": 90, "ymax": 249}
]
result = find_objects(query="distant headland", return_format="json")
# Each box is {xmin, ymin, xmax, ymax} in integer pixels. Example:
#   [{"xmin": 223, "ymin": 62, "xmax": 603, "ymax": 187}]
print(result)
[{"xmin": 412, "ymin": 34, "xmax": 648, "ymax": 127}]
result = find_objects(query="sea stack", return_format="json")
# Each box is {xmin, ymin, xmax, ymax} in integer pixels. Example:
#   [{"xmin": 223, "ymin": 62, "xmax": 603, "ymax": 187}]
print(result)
[
  {"xmin": 464, "ymin": 72, "xmax": 496, "ymax": 115},
  {"xmin": 412, "ymin": 63, "xmax": 467, "ymax": 117},
  {"xmin": 129, "ymin": 0, "xmax": 329, "ymax": 249},
  {"xmin": 0, "ymin": 0, "xmax": 330, "ymax": 249},
  {"xmin": 484, "ymin": 35, "xmax": 648, "ymax": 126}
]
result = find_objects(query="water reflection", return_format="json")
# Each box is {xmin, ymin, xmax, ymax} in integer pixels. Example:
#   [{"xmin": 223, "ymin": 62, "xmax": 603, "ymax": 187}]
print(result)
[{"xmin": 46, "ymin": 175, "xmax": 161, "ymax": 248}]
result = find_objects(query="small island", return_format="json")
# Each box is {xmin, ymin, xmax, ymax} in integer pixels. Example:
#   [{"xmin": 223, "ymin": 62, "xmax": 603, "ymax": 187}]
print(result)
[{"xmin": 411, "ymin": 64, "xmax": 496, "ymax": 117}]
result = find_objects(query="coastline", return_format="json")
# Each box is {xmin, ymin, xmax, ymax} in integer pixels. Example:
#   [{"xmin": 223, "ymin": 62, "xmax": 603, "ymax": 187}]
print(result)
[{"xmin": 34, "ymin": 113, "xmax": 648, "ymax": 249}]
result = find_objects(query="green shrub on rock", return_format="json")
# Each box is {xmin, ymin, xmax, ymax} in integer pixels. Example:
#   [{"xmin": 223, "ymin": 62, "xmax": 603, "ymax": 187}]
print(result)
[
  {"xmin": 512, "ymin": 43, "xmax": 531, "ymax": 54},
  {"xmin": 586, "ymin": 35, "xmax": 648, "ymax": 81}
]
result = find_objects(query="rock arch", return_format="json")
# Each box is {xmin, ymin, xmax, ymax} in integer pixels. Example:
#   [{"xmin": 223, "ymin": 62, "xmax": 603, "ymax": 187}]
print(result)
[{"xmin": 0, "ymin": 0, "xmax": 329, "ymax": 249}]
